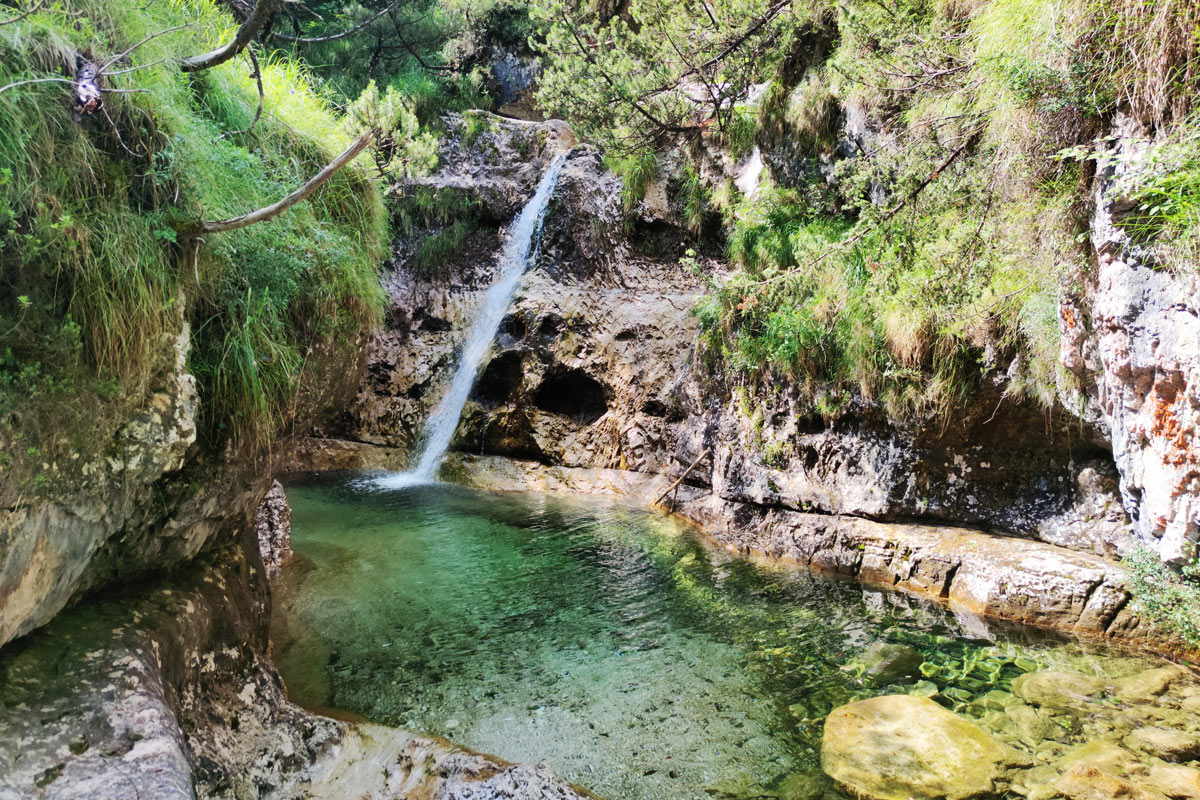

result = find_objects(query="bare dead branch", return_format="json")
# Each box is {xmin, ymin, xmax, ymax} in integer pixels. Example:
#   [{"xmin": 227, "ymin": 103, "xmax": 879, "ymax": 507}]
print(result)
[
  {"xmin": 382, "ymin": 10, "xmax": 454, "ymax": 72},
  {"xmin": 182, "ymin": 0, "xmax": 282, "ymax": 73},
  {"xmin": 273, "ymin": 0, "xmax": 398, "ymax": 43},
  {"xmin": 102, "ymin": 103, "xmax": 141, "ymax": 157},
  {"xmin": 104, "ymin": 58, "xmax": 169, "ymax": 77},
  {"xmin": 190, "ymin": 129, "xmax": 375, "ymax": 234},
  {"xmin": 0, "ymin": 75, "xmax": 73, "ymax": 95},
  {"xmin": 100, "ymin": 24, "xmax": 193, "ymax": 71}
]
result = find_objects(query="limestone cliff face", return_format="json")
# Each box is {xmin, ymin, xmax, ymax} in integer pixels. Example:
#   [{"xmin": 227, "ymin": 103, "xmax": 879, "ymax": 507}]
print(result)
[{"xmin": 1060, "ymin": 113, "xmax": 1200, "ymax": 565}]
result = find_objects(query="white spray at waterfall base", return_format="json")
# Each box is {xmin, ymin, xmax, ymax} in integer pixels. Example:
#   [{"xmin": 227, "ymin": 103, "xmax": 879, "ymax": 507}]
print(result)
[{"xmin": 376, "ymin": 152, "xmax": 571, "ymax": 489}]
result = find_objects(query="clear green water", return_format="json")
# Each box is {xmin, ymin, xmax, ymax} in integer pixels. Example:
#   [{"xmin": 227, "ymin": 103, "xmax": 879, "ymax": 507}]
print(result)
[{"xmin": 271, "ymin": 474, "xmax": 1156, "ymax": 800}]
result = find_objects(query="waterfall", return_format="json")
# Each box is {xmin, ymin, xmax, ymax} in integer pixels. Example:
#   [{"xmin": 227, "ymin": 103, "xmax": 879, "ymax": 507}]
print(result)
[{"xmin": 378, "ymin": 152, "xmax": 570, "ymax": 488}]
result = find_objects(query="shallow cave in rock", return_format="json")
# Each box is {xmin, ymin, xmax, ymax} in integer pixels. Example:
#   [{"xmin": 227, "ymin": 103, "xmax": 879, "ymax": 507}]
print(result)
[
  {"xmin": 412, "ymin": 308, "xmax": 452, "ymax": 333},
  {"xmin": 641, "ymin": 398, "xmax": 668, "ymax": 417},
  {"xmin": 537, "ymin": 313, "xmax": 566, "ymax": 340},
  {"xmin": 498, "ymin": 314, "xmax": 527, "ymax": 346},
  {"xmin": 470, "ymin": 351, "xmax": 525, "ymax": 409},
  {"xmin": 532, "ymin": 367, "xmax": 609, "ymax": 424}
]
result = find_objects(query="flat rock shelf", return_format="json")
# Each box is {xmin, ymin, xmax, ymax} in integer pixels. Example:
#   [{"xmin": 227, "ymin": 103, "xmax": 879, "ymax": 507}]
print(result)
[{"xmin": 271, "ymin": 473, "xmax": 1200, "ymax": 800}]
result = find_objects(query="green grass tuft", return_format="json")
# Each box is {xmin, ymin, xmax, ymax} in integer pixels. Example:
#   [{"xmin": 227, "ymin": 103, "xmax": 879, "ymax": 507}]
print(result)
[{"xmin": 604, "ymin": 151, "xmax": 659, "ymax": 213}]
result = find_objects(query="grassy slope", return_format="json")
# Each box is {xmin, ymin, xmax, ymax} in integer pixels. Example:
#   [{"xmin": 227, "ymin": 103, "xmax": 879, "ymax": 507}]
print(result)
[
  {"xmin": 0, "ymin": 0, "xmax": 386, "ymax": 494},
  {"xmin": 587, "ymin": 0, "xmax": 1198, "ymax": 419}
]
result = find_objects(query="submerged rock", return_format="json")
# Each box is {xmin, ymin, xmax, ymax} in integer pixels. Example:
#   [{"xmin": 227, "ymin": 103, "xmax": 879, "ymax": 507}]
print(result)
[
  {"xmin": 1056, "ymin": 763, "xmax": 1155, "ymax": 800},
  {"xmin": 775, "ymin": 772, "xmax": 831, "ymax": 800},
  {"xmin": 1002, "ymin": 702, "xmax": 1061, "ymax": 745},
  {"xmin": 1125, "ymin": 726, "xmax": 1200, "ymax": 762},
  {"xmin": 1145, "ymin": 763, "xmax": 1200, "ymax": 799},
  {"xmin": 821, "ymin": 695, "xmax": 1029, "ymax": 800},
  {"xmin": 1011, "ymin": 671, "xmax": 1107, "ymax": 708},
  {"xmin": 1115, "ymin": 666, "xmax": 1188, "ymax": 702},
  {"xmin": 1057, "ymin": 740, "xmax": 1139, "ymax": 774},
  {"xmin": 844, "ymin": 641, "xmax": 923, "ymax": 686}
]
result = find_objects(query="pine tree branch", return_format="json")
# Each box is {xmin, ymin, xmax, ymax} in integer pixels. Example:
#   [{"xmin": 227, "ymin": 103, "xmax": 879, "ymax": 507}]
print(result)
[
  {"xmin": 273, "ymin": 0, "xmax": 398, "ymax": 44},
  {"xmin": 0, "ymin": 0, "xmax": 44, "ymax": 26}
]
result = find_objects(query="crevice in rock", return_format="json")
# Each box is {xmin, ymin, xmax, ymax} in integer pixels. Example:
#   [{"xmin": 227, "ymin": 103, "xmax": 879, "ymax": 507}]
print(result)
[
  {"xmin": 940, "ymin": 562, "xmax": 960, "ymax": 599},
  {"xmin": 1101, "ymin": 592, "xmax": 1132, "ymax": 634}
]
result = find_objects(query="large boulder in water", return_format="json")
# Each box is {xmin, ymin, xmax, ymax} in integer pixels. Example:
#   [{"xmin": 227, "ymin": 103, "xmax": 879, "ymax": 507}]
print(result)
[{"xmin": 821, "ymin": 695, "xmax": 1030, "ymax": 800}]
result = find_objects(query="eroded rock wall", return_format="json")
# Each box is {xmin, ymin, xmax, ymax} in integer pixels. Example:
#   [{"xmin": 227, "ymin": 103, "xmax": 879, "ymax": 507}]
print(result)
[
  {"xmin": 310, "ymin": 117, "xmax": 1127, "ymax": 560},
  {"xmin": 0, "ymin": 311, "xmax": 367, "ymax": 651},
  {"xmin": 1060, "ymin": 113, "xmax": 1200, "ymax": 565}
]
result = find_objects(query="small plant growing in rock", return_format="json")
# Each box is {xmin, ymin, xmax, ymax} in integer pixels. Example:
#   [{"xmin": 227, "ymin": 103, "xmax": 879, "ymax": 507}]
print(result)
[{"xmin": 1124, "ymin": 545, "xmax": 1200, "ymax": 648}]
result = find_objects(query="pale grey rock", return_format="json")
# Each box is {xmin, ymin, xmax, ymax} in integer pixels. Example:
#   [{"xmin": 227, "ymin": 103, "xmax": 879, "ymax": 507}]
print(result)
[
  {"xmin": 1061, "ymin": 111, "xmax": 1200, "ymax": 564},
  {"xmin": 0, "ymin": 320, "xmax": 199, "ymax": 649},
  {"xmin": 255, "ymin": 480, "xmax": 292, "ymax": 577}
]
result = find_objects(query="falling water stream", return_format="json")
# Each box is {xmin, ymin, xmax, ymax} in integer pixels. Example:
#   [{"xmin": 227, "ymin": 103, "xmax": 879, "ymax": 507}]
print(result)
[{"xmin": 378, "ymin": 152, "xmax": 571, "ymax": 488}]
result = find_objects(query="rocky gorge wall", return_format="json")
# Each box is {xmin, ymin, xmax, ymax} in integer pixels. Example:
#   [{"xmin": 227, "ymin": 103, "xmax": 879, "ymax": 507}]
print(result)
[
  {"xmin": 1060, "ymin": 112, "xmax": 1200, "ymax": 566},
  {"xmin": 302, "ymin": 112, "xmax": 1196, "ymax": 651},
  {"xmin": 0, "ymin": 304, "xmax": 368, "ymax": 651}
]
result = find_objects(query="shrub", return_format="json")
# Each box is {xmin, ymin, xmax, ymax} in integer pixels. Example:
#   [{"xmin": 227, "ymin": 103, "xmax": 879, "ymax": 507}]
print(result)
[{"xmin": 1124, "ymin": 546, "xmax": 1200, "ymax": 649}]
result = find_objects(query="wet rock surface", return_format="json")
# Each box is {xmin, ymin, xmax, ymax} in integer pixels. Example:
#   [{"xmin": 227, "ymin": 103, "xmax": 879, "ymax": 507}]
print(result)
[{"xmin": 0, "ymin": 542, "xmax": 591, "ymax": 800}]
